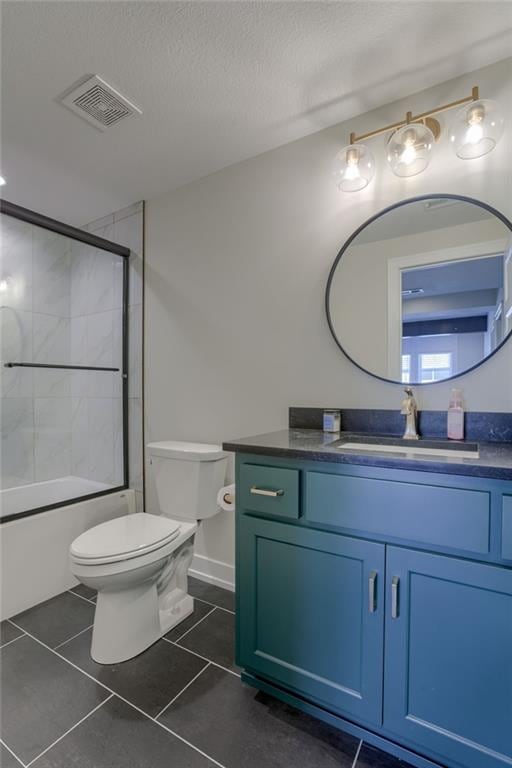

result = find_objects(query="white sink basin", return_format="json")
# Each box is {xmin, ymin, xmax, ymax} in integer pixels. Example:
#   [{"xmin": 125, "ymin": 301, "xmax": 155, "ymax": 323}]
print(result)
[{"xmin": 335, "ymin": 438, "xmax": 480, "ymax": 460}]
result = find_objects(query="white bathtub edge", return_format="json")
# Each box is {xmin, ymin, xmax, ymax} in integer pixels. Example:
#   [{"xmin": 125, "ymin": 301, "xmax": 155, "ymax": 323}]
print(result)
[{"xmin": 1, "ymin": 489, "xmax": 135, "ymax": 620}]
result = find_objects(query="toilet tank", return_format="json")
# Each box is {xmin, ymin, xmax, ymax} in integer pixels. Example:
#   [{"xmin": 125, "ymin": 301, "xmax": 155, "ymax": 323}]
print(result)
[{"xmin": 147, "ymin": 441, "xmax": 228, "ymax": 521}]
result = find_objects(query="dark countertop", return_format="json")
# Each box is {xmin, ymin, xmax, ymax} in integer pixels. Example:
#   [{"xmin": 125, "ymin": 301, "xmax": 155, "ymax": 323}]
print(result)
[{"xmin": 223, "ymin": 429, "xmax": 512, "ymax": 481}]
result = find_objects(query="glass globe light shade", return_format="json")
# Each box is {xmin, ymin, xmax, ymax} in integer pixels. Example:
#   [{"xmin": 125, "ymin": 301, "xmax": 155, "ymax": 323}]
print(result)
[
  {"xmin": 386, "ymin": 123, "xmax": 435, "ymax": 178},
  {"xmin": 449, "ymin": 99, "xmax": 504, "ymax": 159},
  {"xmin": 332, "ymin": 144, "xmax": 375, "ymax": 192}
]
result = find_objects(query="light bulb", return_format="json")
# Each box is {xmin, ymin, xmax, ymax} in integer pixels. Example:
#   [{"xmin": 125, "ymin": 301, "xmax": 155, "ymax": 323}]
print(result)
[
  {"xmin": 332, "ymin": 144, "xmax": 375, "ymax": 193},
  {"xmin": 449, "ymin": 99, "xmax": 504, "ymax": 159},
  {"xmin": 0, "ymin": 176, "xmax": 6, "ymax": 186},
  {"xmin": 400, "ymin": 142, "xmax": 417, "ymax": 166},
  {"xmin": 344, "ymin": 150, "xmax": 361, "ymax": 181},
  {"xmin": 0, "ymin": 278, "xmax": 9, "ymax": 292},
  {"xmin": 387, "ymin": 123, "xmax": 434, "ymax": 178},
  {"xmin": 465, "ymin": 123, "xmax": 483, "ymax": 145}
]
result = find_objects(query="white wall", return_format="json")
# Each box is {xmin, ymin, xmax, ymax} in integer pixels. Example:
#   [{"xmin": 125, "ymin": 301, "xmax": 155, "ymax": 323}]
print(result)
[{"xmin": 145, "ymin": 58, "xmax": 512, "ymax": 582}]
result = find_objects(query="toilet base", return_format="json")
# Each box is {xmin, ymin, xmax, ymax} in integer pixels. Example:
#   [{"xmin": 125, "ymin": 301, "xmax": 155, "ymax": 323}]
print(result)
[
  {"xmin": 92, "ymin": 579, "xmax": 161, "ymax": 664},
  {"xmin": 160, "ymin": 590, "xmax": 194, "ymax": 636},
  {"xmin": 91, "ymin": 586, "xmax": 194, "ymax": 664},
  {"xmin": 86, "ymin": 530, "xmax": 197, "ymax": 664}
]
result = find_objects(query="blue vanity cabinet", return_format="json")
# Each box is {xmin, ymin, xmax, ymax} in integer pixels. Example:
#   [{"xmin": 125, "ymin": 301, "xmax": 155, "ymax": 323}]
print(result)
[
  {"xmin": 502, "ymin": 496, "xmax": 512, "ymax": 560},
  {"xmin": 237, "ymin": 514, "xmax": 386, "ymax": 726},
  {"xmin": 235, "ymin": 454, "xmax": 512, "ymax": 768},
  {"xmin": 383, "ymin": 546, "xmax": 512, "ymax": 768}
]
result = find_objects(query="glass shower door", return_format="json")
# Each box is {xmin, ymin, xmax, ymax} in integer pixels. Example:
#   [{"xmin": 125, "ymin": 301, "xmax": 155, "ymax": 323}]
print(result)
[{"xmin": 0, "ymin": 204, "xmax": 128, "ymax": 520}]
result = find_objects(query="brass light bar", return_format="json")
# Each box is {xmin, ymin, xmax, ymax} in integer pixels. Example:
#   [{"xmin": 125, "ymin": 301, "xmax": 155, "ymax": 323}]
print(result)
[{"xmin": 349, "ymin": 86, "xmax": 479, "ymax": 145}]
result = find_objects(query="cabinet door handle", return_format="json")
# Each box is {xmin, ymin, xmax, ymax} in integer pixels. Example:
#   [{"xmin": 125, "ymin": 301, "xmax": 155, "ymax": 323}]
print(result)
[
  {"xmin": 250, "ymin": 486, "xmax": 284, "ymax": 498},
  {"xmin": 391, "ymin": 576, "xmax": 400, "ymax": 619},
  {"xmin": 368, "ymin": 571, "xmax": 377, "ymax": 613}
]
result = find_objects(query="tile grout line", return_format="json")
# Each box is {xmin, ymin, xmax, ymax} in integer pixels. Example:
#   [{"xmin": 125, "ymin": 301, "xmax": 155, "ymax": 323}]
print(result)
[
  {"xmin": 54, "ymin": 624, "xmax": 95, "ymax": 650},
  {"xmin": 173, "ymin": 606, "xmax": 217, "ymax": 643},
  {"xmin": 7, "ymin": 620, "xmax": 228, "ymax": 768},
  {"xmin": 191, "ymin": 599, "xmax": 234, "ymax": 615},
  {"xmin": 68, "ymin": 590, "xmax": 97, "ymax": 606},
  {"xmin": 204, "ymin": 660, "xmax": 240, "ymax": 680},
  {"xmin": 193, "ymin": 597, "xmax": 219, "ymax": 610},
  {"xmin": 189, "ymin": 593, "xmax": 235, "ymax": 614},
  {"xmin": 8, "ymin": 618, "xmax": 113, "ymax": 694},
  {"xmin": 1, "ymin": 737, "xmax": 27, "ymax": 768},
  {"xmin": 162, "ymin": 637, "xmax": 241, "ymax": 679},
  {"xmin": 0, "ymin": 633, "xmax": 26, "ymax": 650},
  {"xmin": 155, "ymin": 717, "xmax": 227, "ymax": 768},
  {"xmin": 154, "ymin": 662, "xmax": 211, "ymax": 721},
  {"xmin": 26, "ymin": 695, "xmax": 114, "ymax": 767},
  {"xmin": 210, "ymin": 604, "xmax": 235, "ymax": 615},
  {"xmin": 351, "ymin": 739, "xmax": 363, "ymax": 768}
]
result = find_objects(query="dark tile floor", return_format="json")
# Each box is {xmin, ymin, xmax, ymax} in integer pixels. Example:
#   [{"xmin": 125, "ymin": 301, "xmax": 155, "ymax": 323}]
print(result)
[{"xmin": 1, "ymin": 579, "xmax": 418, "ymax": 768}]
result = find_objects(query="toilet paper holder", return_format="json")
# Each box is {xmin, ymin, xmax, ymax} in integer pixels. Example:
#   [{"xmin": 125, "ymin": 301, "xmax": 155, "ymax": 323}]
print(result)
[{"xmin": 217, "ymin": 484, "xmax": 235, "ymax": 511}]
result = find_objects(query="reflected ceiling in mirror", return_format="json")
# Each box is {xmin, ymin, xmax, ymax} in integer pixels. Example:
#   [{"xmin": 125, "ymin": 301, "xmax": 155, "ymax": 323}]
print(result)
[{"xmin": 326, "ymin": 195, "xmax": 512, "ymax": 385}]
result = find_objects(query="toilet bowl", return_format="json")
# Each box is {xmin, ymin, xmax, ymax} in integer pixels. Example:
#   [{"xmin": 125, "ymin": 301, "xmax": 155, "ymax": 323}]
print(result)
[{"xmin": 69, "ymin": 441, "xmax": 229, "ymax": 664}]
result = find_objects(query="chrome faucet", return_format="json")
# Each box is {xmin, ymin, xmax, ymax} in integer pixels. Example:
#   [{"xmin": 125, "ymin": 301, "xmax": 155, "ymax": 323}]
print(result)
[{"xmin": 401, "ymin": 387, "xmax": 419, "ymax": 440}]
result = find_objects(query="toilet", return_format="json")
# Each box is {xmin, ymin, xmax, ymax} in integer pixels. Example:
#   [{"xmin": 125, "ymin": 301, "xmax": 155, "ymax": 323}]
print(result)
[{"xmin": 69, "ymin": 441, "xmax": 228, "ymax": 664}]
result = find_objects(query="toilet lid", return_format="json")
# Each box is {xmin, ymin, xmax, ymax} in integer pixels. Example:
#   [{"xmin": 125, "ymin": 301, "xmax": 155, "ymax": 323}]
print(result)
[
  {"xmin": 70, "ymin": 513, "xmax": 181, "ymax": 561},
  {"xmin": 147, "ymin": 441, "xmax": 227, "ymax": 461}
]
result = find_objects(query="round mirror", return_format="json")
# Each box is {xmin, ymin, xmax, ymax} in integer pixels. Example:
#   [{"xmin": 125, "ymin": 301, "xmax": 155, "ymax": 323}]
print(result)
[{"xmin": 326, "ymin": 195, "xmax": 512, "ymax": 385}]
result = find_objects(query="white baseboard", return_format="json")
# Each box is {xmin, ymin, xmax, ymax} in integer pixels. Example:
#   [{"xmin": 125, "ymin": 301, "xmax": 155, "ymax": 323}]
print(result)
[{"xmin": 189, "ymin": 553, "xmax": 235, "ymax": 592}]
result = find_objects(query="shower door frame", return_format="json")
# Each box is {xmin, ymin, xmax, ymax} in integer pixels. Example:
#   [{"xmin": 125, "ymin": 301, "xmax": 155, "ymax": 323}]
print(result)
[{"xmin": 1, "ymin": 199, "xmax": 130, "ymax": 522}]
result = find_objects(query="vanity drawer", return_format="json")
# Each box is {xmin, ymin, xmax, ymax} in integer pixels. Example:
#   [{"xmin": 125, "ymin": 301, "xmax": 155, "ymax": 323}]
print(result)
[
  {"xmin": 502, "ymin": 496, "xmax": 512, "ymax": 560},
  {"xmin": 239, "ymin": 464, "xmax": 299, "ymax": 519},
  {"xmin": 305, "ymin": 472, "xmax": 490, "ymax": 554}
]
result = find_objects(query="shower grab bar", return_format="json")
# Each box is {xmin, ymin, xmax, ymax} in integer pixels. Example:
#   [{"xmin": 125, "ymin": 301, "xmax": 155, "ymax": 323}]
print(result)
[{"xmin": 4, "ymin": 362, "xmax": 120, "ymax": 372}]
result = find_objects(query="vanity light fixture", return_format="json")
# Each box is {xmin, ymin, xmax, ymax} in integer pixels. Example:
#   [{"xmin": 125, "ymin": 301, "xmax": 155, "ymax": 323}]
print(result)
[{"xmin": 334, "ymin": 86, "xmax": 505, "ymax": 191}]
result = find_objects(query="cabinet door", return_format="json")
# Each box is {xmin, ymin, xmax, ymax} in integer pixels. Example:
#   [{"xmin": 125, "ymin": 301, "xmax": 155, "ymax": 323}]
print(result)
[
  {"xmin": 237, "ymin": 515, "xmax": 385, "ymax": 725},
  {"xmin": 384, "ymin": 547, "xmax": 512, "ymax": 768}
]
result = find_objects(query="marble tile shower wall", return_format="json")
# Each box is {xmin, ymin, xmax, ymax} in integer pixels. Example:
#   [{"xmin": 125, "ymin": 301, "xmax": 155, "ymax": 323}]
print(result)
[
  {"xmin": 1, "ymin": 214, "xmax": 35, "ymax": 488},
  {"xmin": 84, "ymin": 203, "xmax": 144, "ymax": 512},
  {"xmin": 0, "ymin": 212, "xmax": 126, "ymax": 490},
  {"xmin": 69, "ymin": 231, "xmax": 124, "ymax": 491}
]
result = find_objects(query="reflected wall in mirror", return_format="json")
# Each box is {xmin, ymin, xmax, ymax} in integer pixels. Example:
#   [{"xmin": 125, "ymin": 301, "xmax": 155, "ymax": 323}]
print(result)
[{"xmin": 326, "ymin": 195, "xmax": 512, "ymax": 385}]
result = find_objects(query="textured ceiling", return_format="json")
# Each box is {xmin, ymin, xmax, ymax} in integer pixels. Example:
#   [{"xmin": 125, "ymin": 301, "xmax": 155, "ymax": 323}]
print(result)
[{"xmin": 2, "ymin": 1, "xmax": 512, "ymax": 224}]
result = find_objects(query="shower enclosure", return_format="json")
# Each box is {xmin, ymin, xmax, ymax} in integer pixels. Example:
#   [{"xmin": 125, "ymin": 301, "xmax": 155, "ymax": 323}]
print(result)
[{"xmin": 0, "ymin": 200, "xmax": 130, "ymax": 522}]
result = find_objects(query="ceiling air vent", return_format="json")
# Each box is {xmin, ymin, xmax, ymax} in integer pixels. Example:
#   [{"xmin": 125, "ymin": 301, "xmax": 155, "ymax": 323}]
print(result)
[{"xmin": 59, "ymin": 75, "xmax": 142, "ymax": 131}]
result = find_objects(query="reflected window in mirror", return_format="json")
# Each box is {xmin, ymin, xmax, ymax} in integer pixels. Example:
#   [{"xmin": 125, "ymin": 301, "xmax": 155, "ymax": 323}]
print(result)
[{"xmin": 401, "ymin": 253, "xmax": 505, "ymax": 383}]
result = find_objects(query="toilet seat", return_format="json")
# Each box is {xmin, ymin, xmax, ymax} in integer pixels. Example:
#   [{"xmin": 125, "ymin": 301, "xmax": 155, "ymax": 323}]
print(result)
[{"xmin": 70, "ymin": 513, "xmax": 181, "ymax": 565}]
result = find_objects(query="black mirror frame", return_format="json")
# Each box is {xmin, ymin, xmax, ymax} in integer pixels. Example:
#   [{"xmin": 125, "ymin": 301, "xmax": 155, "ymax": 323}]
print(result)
[{"xmin": 325, "ymin": 193, "xmax": 512, "ymax": 386}]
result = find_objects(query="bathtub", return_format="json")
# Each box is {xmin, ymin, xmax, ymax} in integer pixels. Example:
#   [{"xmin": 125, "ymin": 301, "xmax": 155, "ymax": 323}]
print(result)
[
  {"xmin": 0, "ymin": 479, "xmax": 135, "ymax": 619},
  {"xmin": 1, "ymin": 476, "xmax": 119, "ymax": 522}
]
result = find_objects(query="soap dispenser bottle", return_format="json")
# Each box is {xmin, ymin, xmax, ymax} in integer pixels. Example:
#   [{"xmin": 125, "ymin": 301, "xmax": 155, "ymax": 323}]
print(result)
[{"xmin": 447, "ymin": 389, "xmax": 464, "ymax": 441}]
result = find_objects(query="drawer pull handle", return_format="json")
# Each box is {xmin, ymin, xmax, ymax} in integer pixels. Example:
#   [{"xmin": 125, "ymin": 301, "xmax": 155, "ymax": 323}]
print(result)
[
  {"xmin": 368, "ymin": 571, "xmax": 377, "ymax": 613},
  {"xmin": 391, "ymin": 576, "xmax": 400, "ymax": 619},
  {"xmin": 250, "ymin": 486, "xmax": 284, "ymax": 498}
]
